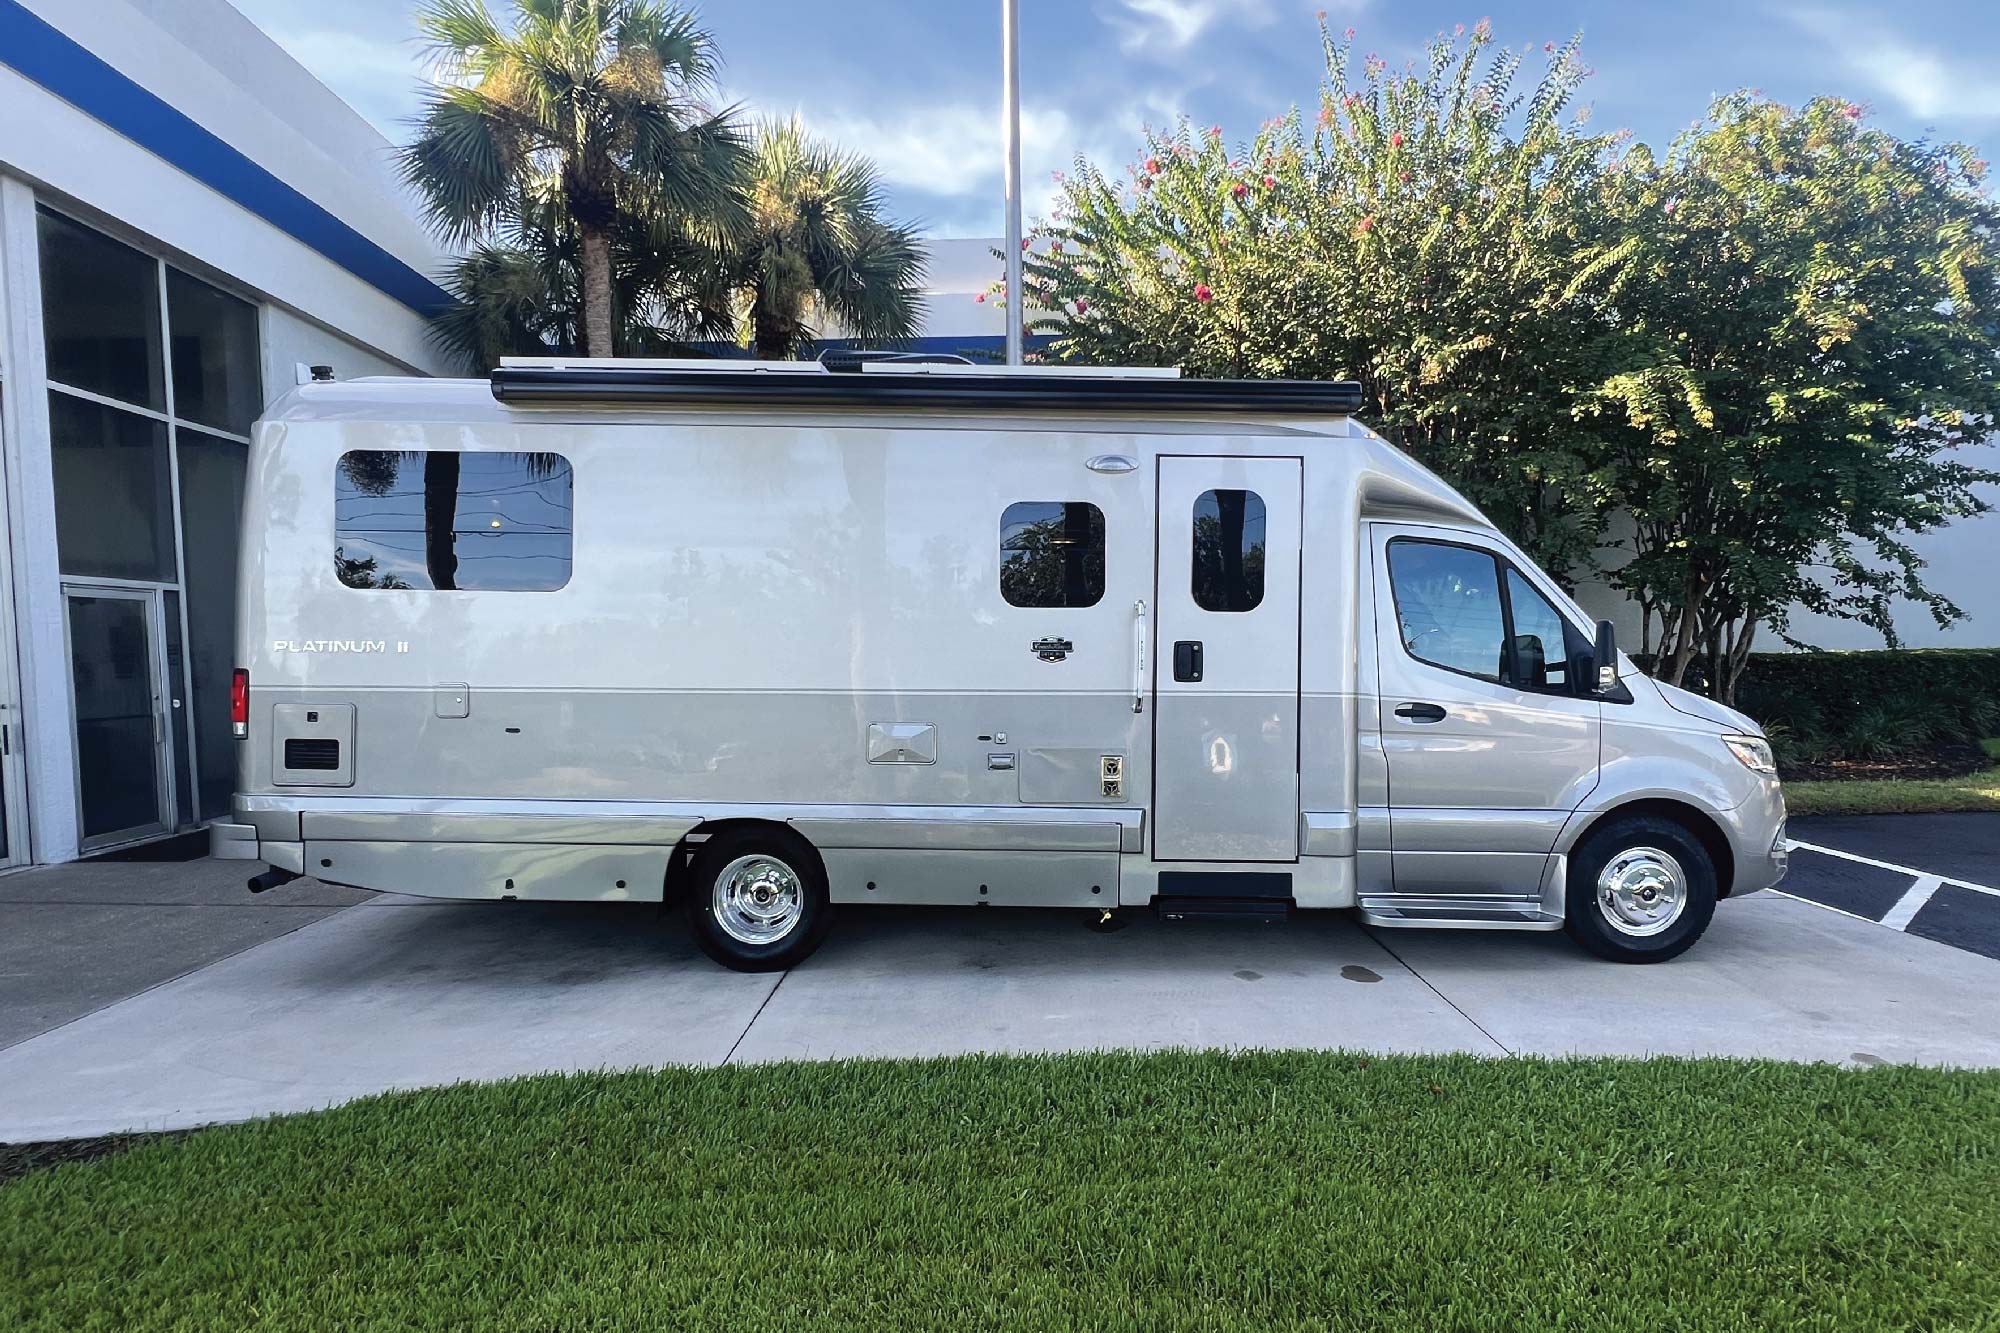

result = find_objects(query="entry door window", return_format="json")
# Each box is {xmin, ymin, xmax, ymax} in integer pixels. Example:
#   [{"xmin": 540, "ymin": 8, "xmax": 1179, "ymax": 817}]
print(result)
[
  {"xmin": 1191, "ymin": 489, "xmax": 1266, "ymax": 612},
  {"xmin": 67, "ymin": 594, "xmax": 165, "ymax": 843}
]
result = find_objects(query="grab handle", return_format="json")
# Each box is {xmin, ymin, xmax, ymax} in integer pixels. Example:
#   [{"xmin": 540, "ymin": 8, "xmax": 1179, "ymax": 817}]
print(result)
[{"xmin": 1131, "ymin": 600, "xmax": 1147, "ymax": 714}]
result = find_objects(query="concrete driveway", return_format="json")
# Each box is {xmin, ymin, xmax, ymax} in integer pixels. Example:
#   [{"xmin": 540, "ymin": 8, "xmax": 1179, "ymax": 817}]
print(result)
[{"xmin": 3, "ymin": 852, "xmax": 1998, "ymax": 1143}]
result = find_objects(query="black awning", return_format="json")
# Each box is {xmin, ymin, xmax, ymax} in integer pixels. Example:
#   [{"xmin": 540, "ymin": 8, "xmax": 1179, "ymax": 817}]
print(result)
[{"xmin": 489, "ymin": 366, "xmax": 1363, "ymax": 416}]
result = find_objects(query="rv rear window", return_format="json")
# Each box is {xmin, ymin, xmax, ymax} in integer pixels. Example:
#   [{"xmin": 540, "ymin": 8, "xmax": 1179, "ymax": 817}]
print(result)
[
  {"xmin": 1000, "ymin": 502, "xmax": 1106, "ymax": 608},
  {"xmin": 333, "ymin": 451, "xmax": 573, "ymax": 592}
]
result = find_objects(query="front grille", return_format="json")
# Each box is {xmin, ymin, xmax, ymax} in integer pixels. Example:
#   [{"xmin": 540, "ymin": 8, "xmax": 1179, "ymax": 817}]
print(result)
[{"xmin": 284, "ymin": 738, "xmax": 341, "ymax": 771}]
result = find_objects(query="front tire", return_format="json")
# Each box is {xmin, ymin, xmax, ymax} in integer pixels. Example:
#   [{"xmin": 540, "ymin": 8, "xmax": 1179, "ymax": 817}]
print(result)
[
  {"xmin": 687, "ymin": 829, "xmax": 831, "ymax": 972},
  {"xmin": 1564, "ymin": 814, "xmax": 1717, "ymax": 963}
]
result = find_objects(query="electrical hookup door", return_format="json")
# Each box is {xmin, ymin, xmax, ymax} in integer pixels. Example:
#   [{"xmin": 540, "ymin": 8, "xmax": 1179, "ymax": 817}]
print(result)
[{"xmin": 1151, "ymin": 456, "xmax": 1303, "ymax": 861}]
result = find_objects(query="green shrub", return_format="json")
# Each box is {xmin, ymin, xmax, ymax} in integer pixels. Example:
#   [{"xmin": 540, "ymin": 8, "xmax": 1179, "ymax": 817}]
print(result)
[{"xmin": 1727, "ymin": 648, "xmax": 2000, "ymax": 761}]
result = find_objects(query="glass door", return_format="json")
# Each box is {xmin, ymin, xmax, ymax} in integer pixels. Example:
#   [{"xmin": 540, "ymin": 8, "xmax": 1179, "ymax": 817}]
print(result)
[{"xmin": 63, "ymin": 586, "xmax": 171, "ymax": 850}]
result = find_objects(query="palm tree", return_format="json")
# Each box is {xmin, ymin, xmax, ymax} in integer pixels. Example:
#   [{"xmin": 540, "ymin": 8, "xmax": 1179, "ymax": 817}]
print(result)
[
  {"xmin": 427, "ymin": 181, "xmax": 735, "ymax": 370},
  {"xmin": 730, "ymin": 119, "xmax": 927, "ymax": 359},
  {"xmin": 400, "ymin": 0, "xmax": 750, "ymax": 358}
]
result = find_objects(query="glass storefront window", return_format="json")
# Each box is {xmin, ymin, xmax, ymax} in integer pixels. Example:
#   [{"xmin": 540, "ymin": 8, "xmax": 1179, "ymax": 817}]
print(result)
[
  {"xmin": 178, "ymin": 435, "xmax": 249, "ymax": 819},
  {"xmin": 38, "ymin": 208, "xmax": 166, "ymax": 412},
  {"xmin": 48, "ymin": 392, "xmax": 177, "ymax": 581},
  {"xmin": 167, "ymin": 268, "xmax": 260, "ymax": 435}
]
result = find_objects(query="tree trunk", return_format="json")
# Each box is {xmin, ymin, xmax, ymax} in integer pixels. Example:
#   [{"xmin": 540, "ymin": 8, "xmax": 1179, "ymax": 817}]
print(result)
[
  {"xmin": 1718, "ymin": 618, "xmax": 1757, "ymax": 706},
  {"xmin": 753, "ymin": 302, "xmax": 795, "ymax": 360},
  {"xmin": 421, "ymin": 450, "xmax": 460, "ymax": 592},
  {"xmin": 578, "ymin": 225, "xmax": 615, "ymax": 358}
]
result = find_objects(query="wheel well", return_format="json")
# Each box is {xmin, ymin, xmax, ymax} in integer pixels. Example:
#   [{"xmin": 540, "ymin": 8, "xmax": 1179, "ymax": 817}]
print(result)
[
  {"xmin": 664, "ymin": 819, "xmax": 826, "ymax": 907},
  {"xmin": 1573, "ymin": 799, "xmax": 1736, "ymax": 897}
]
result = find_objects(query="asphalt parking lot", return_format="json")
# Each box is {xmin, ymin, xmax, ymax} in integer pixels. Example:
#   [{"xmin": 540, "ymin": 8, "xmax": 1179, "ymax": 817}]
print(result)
[
  {"xmin": 1783, "ymin": 814, "xmax": 2000, "ymax": 961},
  {"xmin": 1, "ymin": 820, "xmax": 1997, "ymax": 1144}
]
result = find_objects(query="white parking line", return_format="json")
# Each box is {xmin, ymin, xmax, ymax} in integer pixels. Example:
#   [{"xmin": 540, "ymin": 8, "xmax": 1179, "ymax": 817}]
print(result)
[
  {"xmin": 1879, "ymin": 875, "xmax": 1945, "ymax": 931},
  {"xmin": 1785, "ymin": 840, "xmax": 1999, "ymax": 898}
]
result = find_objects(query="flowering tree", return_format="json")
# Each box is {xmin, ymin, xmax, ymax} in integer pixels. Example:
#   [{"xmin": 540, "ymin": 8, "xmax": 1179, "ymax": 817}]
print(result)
[
  {"xmin": 1022, "ymin": 21, "xmax": 1618, "ymax": 576},
  {"xmin": 1023, "ymin": 21, "xmax": 2000, "ymax": 702},
  {"xmin": 1573, "ymin": 96, "xmax": 2000, "ymax": 698}
]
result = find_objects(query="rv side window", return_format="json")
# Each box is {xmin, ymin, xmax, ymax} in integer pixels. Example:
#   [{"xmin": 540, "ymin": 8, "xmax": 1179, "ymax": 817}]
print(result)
[
  {"xmin": 1386, "ymin": 539, "xmax": 1506, "ymax": 682},
  {"xmin": 334, "ymin": 451, "xmax": 573, "ymax": 592},
  {"xmin": 1191, "ymin": 489, "xmax": 1265, "ymax": 612},
  {"xmin": 1000, "ymin": 502, "xmax": 1105, "ymax": 608}
]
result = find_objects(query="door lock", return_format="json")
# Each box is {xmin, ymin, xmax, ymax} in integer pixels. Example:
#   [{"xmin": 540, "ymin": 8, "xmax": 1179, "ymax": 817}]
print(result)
[{"xmin": 1172, "ymin": 640, "xmax": 1203, "ymax": 682}]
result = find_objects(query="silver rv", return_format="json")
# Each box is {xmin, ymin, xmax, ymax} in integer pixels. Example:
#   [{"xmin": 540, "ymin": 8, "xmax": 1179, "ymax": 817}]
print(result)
[{"xmin": 212, "ymin": 357, "xmax": 1788, "ymax": 970}]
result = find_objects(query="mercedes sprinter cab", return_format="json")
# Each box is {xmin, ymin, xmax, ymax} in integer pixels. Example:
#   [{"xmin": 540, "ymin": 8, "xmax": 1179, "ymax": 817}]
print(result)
[{"xmin": 211, "ymin": 357, "xmax": 1789, "ymax": 971}]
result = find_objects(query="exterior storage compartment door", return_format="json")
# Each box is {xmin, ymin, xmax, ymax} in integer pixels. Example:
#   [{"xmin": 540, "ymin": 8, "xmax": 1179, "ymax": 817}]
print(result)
[{"xmin": 1151, "ymin": 456, "xmax": 1303, "ymax": 861}]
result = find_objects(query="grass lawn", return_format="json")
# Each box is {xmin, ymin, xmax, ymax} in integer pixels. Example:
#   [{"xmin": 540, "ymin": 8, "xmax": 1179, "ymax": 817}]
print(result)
[
  {"xmin": 1785, "ymin": 740, "xmax": 2000, "ymax": 816},
  {"xmin": 5, "ymin": 1052, "xmax": 1999, "ymax": 1330}
]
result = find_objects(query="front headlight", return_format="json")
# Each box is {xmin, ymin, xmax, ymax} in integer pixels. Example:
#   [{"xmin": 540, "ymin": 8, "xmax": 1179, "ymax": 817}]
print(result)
[{"xmin": 1724, "ymin": 734, "xmax": 1777, "ymax": 775}]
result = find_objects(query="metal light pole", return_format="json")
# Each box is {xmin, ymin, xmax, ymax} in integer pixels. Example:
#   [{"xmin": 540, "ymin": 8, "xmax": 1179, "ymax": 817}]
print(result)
[{"xmin": 1001, "ymin": 0, "xmax": 1023, "ymax": 366}]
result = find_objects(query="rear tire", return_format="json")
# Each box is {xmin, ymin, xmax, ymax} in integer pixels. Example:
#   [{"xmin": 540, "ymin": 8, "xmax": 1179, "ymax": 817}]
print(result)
[
  {"xmin": 686, "ymin": 828, "xmax": 831, "ymax": 972},
  {"xmin": 1564, "ymin": 814, "xmax": 1716, "ymax": 963}
]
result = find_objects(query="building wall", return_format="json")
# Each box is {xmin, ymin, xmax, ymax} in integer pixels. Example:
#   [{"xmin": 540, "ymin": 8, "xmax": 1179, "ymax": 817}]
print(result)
[{"xmin": 0, "ymin": 0, "xmax": 448, "ymax": 863}]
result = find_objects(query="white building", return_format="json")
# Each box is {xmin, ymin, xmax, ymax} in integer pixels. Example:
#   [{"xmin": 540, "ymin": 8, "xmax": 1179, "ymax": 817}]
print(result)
[{"xmin": 0, "ymin": 0, "xmax": 451, "ymax": 864}]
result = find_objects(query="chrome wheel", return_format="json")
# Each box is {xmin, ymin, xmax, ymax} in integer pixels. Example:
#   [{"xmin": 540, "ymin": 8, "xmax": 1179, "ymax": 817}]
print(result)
[
  {"xmin": 1595, "ymin": 846, "xmax": 1687, "ymax": 937},
  {"xmin": 712, "ymin": 854, "xmax": 805, "ymax": 946}
]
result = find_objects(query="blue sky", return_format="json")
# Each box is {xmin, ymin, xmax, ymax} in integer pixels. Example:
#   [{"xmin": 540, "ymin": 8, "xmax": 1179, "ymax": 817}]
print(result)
[{"xmin": 227, "ymin": 0, "xmax": 2000, "ymax": 237}]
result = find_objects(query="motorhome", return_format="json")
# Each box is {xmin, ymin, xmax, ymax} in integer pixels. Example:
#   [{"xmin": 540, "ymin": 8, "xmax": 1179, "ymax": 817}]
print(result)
[{"xmin": 212, "ymin": 357, "xmax": 1789, "ymax": 970}]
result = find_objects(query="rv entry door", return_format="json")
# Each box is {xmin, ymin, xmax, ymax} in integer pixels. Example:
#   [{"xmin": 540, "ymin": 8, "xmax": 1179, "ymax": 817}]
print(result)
[{"xmin": 1152, "ymin": 456, "xmax": 1303, "ymax": 861}]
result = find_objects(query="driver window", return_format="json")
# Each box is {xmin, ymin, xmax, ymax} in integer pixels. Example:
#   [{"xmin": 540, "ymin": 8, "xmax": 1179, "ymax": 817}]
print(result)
[
  {"xmin": 1505, "ymin": 569, "xmax": 1573, "ymax": 691},
  {"xmin": 1386, "ymin": 541, "xmax": 1506, "ymax": 681}
]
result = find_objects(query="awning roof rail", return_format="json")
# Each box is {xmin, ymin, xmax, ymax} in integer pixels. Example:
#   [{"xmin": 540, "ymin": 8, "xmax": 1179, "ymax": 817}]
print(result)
[{"xmin": 489, "ymin": 359, "xmax": 1363, "ymax": 415}]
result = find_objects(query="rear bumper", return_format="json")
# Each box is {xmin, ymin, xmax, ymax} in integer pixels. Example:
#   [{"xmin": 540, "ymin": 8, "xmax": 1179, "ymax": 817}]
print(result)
[{"xmin": 209, "ymin": 821, "xmax": 261, "ymax": 861}]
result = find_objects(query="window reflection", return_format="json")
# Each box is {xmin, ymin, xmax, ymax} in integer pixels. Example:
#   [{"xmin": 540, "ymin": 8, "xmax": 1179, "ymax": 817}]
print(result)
[
  {"xmin": 1000, "ymin": 501, "xmax": 1105, "ymax": 608},
  {"xmin": 335, "ymin": 451, "xmax": 573, "ymax": 591},
  {"xmin": 1192, "ymin": 489, "xmax": 1265, "ymax": 612}
]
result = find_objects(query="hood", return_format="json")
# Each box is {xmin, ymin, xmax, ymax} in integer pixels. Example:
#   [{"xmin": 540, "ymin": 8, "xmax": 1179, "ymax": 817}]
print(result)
[{"xmin": 1651, "ymin": 679, "xmax": 1762, "ymax": 735}]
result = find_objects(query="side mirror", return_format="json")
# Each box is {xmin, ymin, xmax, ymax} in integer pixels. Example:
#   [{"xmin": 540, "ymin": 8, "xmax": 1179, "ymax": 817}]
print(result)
[{"xmin": 1592, "ymin": 619, "xmax": 1620, "ymax": 692}]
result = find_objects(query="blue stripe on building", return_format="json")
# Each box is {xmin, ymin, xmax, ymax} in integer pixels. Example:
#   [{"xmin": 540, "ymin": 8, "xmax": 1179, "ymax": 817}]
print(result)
[{"xmin": 0, "ymin": 0, "xmax": 449, "ymax": 316}]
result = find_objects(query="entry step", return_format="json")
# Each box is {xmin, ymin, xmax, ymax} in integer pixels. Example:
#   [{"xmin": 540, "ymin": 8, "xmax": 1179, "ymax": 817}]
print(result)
[
  {"xmin": 1358, "ymin": 895, "xmax": 1562, "ymax": 931},
  {"xmin": 1156, "ymin": 896, "xmax": 1293, "ymax": 925}
]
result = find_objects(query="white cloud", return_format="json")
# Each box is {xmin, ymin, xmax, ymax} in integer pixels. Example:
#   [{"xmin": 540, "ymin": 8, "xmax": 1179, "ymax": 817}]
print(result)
[
  {"xmin": 1787, "ymin": 8, "xmax": 2000, "ymax": 121},
  {"xmin": 1104, "ymin": 0, "xmax": 1275, "ymax": 55}
]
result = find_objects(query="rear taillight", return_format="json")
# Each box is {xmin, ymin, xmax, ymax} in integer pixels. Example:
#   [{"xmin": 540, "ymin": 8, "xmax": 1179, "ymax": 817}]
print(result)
[{"xmin": 230, "ymin": 668, "xmax": 249, "ymax": 738}]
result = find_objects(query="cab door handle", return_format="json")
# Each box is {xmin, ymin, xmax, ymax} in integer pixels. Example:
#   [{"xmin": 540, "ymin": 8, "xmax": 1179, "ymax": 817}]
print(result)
[{"xmin": 1394, "ymin": 702, "xmax": 1447, "ymax": 723}]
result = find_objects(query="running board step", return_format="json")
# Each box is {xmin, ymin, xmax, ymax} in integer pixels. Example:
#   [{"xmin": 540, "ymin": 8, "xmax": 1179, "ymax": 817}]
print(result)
[
  {"xmin": 1156, "ymin": 896, "xmax": 1293, "ymax": 925},
  {"xmin": 1358, "ymin": 897, "xmax": 1562, "ymax": 931}
]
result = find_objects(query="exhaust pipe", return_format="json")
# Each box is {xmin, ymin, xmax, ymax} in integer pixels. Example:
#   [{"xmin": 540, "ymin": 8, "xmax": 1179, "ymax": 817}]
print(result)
[{"xmin": 248, "ymin": 867, "xmax": 301, "ymax": 895}]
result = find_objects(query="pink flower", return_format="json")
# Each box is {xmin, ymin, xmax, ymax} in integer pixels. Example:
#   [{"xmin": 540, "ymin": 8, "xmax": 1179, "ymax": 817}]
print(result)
[
  {"xmin": 1842, "ymin": 103, "xmax": 1863, "ymax": 119},
  {"xmin": 1391, "ymin": 132, "xmax": 1404, "ymax": 147},
  {"xmin": 1193, "ymin": 282, "xmax": 1214, "ymax": 302},
  {"xmin": 1663, "ymin": 198, "xmax": 1677, "ymax": 214},
  {"xmin": 1137, "ymin": 176, "xmax": 1152, "ymax": 191},
  {"xmin": 1208, "ymin": 124, "xmax": 1223, "ymax": 138},
  {"xmin": 974, "ymin": 293, "xmax": 986, "ymax": 303},
  {"xmin": 1262, "ymin": 174, "xmax": 1276, "ymax": 188},
  {"xmin": 1317, "ymin": 106, "xmax": 1333, "ymax": 126},
  {"xmin": 1075, "ymin": 298, "xmax": 1088, "ymax": 314},
  {"xmin": 1145, "ymin": 156, "xmax": 1161, "ymax": 173},
  {"xmin": 1543, "ymin": 41, "xmax": 1555, "ymax": 52},
  {"xmin": 1454, "ymin": 22, "xmax": 1465, "ymax": 35},
  {"xmin": 1021, "ymin": 238, "xmax": 1031, "ymax": 251},
  {"xmin": 1232, "ymin": 181, "xmax": 1249, "ymax": 199},
  {"xmin": 1398, "ymin": 170, "xmax": 1410, "ymax": 183},
  {"xmin": 1344, "ymin": 26, "xmax": 1356, "ymax": 39},
  {"xmin": 1355, "ymin": 215, "xmax": 1376, "ymax": 235}
]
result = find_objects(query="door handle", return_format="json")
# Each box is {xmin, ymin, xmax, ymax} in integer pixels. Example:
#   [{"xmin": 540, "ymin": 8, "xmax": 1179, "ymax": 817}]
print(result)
[
  {"xmin": 1394, "ymin": 702, "xmax": 1447, "ymax": 723},
  {"xmin": 1173, "ymin": 640, "xmax": 1203, "ymax": 682}
]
